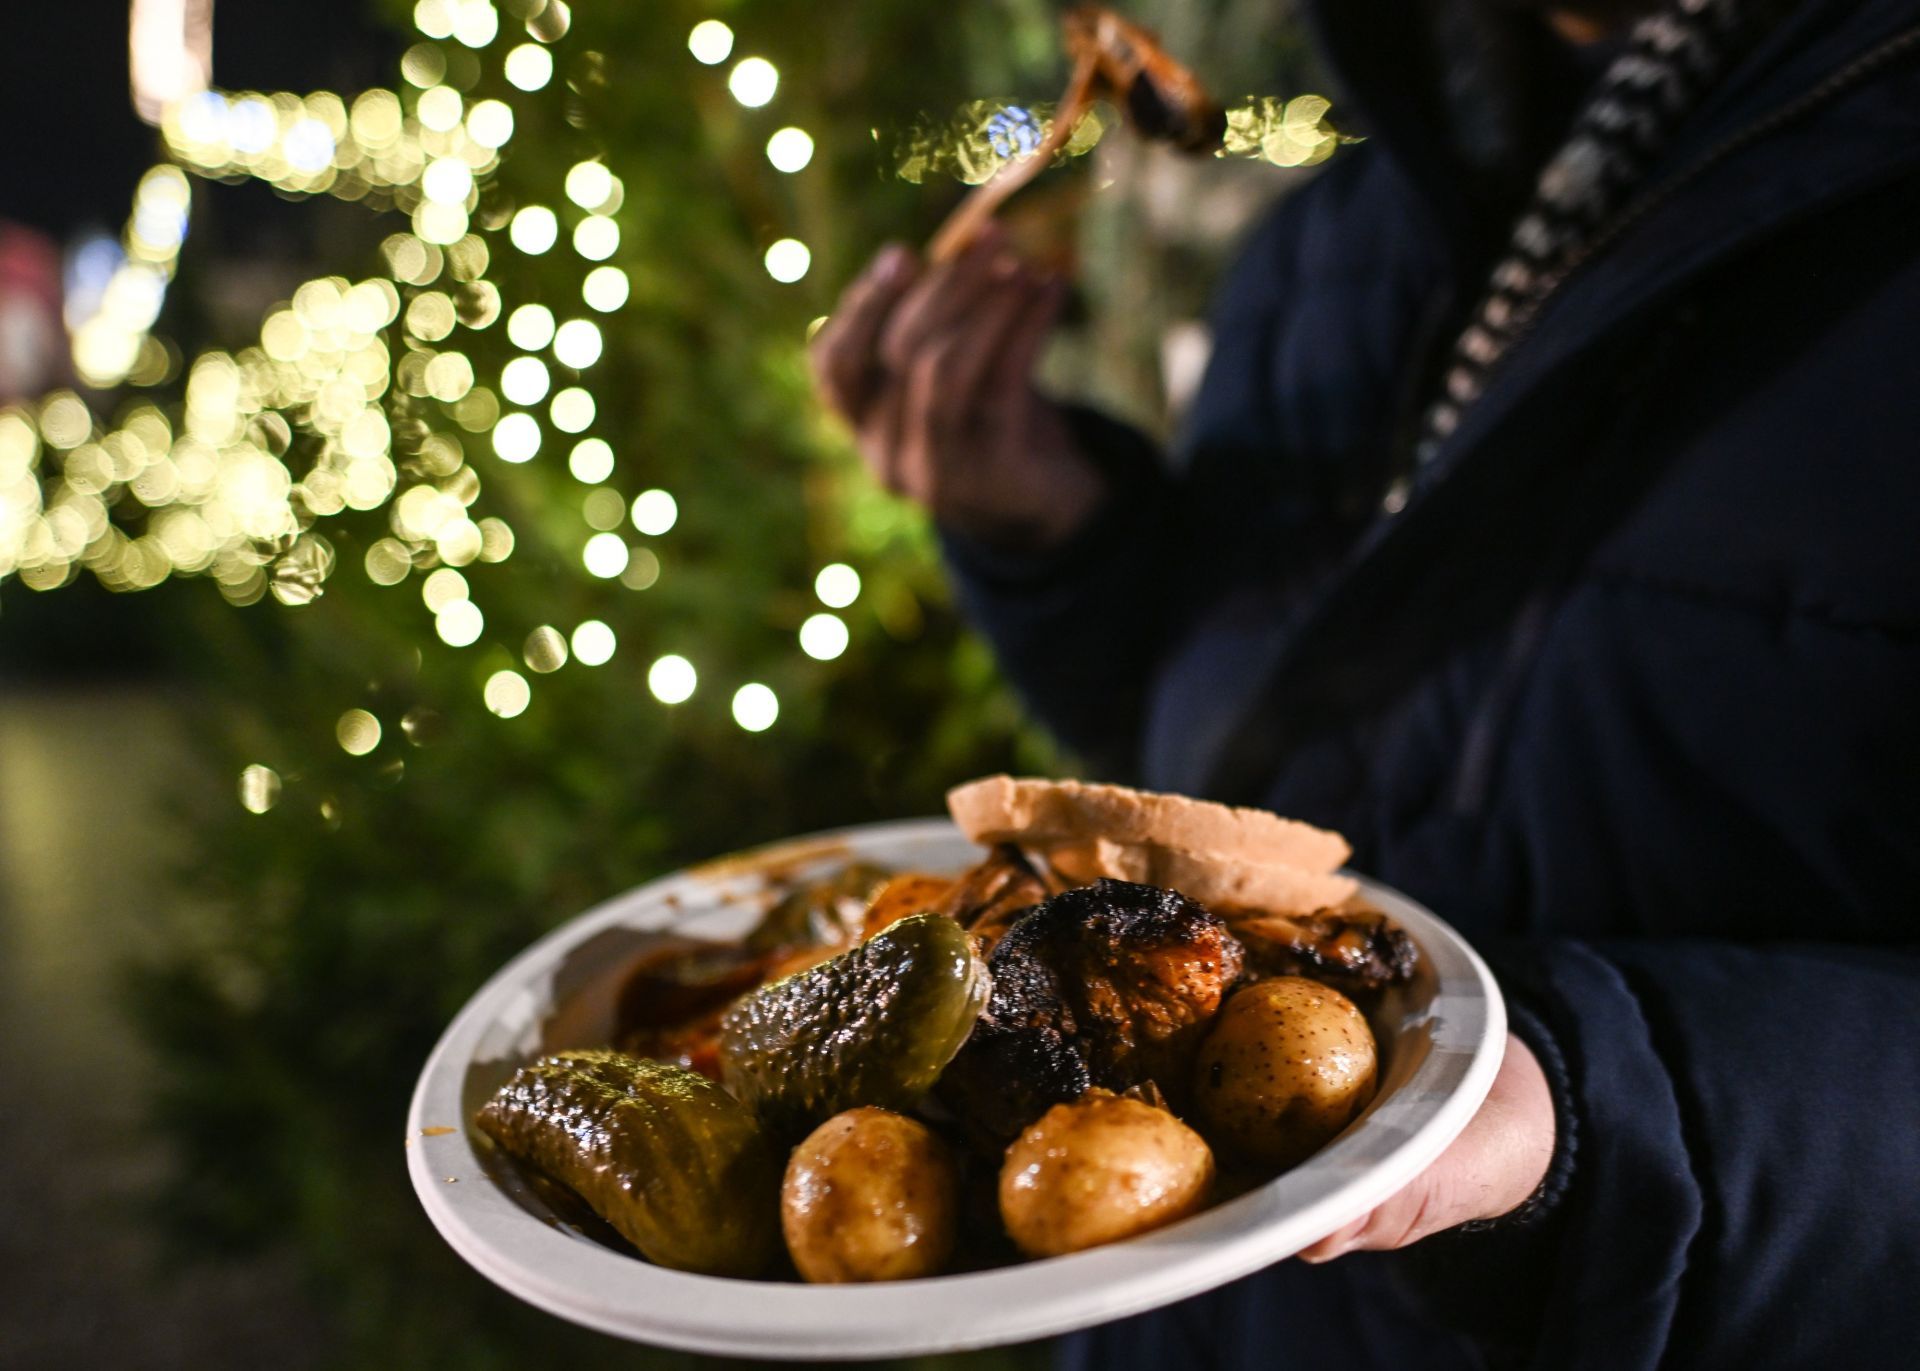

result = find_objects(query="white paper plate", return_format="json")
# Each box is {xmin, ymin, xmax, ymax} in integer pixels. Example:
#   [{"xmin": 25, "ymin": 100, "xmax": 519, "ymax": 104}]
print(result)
[{"xmin": 408, "ymin": 818, "xmax": 1505, "ymax": 1360}]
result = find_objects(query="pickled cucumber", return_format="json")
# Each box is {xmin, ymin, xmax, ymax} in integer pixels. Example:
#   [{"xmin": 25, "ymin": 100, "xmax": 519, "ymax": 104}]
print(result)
[
  {"xmin": 475, "ymin": 1049, "xmax": 779, "ymax": 1276},
  {"xmin": 718, "ymin": 913, "xmax": 990, "ymax": 1136}
]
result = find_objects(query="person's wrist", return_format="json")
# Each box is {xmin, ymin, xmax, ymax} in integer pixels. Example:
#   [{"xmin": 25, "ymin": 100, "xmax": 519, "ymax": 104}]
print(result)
[{"xmin": 1471, "ymin": 1033, "xmax": 1556, "ymax": 1223}]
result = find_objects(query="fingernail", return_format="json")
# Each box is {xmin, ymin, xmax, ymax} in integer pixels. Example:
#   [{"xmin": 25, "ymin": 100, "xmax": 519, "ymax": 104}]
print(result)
[{"xmin": 990, "ymin": 254, "xmax": 1022, "ymax": 282}]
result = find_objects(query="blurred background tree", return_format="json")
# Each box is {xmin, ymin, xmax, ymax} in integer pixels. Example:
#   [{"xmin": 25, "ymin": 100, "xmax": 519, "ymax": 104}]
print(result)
[{"xmin": 0, "ymin": 1, "xmax": 1333, "ymax": 1365}]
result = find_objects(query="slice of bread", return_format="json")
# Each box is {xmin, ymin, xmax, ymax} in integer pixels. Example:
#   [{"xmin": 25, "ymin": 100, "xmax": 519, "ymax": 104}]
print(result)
[
  {"xmin": 1044, "ymin": 838, "xmax": 1358, "ymax": 915},
  {"xmin": 946, "ymin": 775, "xmax": 1351, "ymax": 874}
]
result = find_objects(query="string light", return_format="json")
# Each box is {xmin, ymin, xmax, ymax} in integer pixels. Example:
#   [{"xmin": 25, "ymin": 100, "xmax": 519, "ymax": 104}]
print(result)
[
  {"xmin": 731, "ymin": 683, "xmax": 778, "ymax": 732},
  {"xmin": 336, "ymin": 708, "xmax": 382, "ymax": 755},
  {"xmin": 648, "ymin": 654, "xmax": 697, "ymax": 704},
  {"xmin": 582, "ymin": 531, "xmax": 629, "ymax": 578},
  {"xmin": 572, "ymin": 216, "xmax": 619, "ymax": 261},
  {"xmin": 687, "ymin": 20, "xmax": 734, "ymax": 65},
  {"xmin": 766, "ymin": 127, "xmax": 814, "ymax": 173},
  {"xmin": 484, "ymin": 668, "xmax": 531, "ymax": 717},
  {"xmin": 552, "ymin": 319, "xmax": 602, "ymax": 369},
  {"xmin": 435, "ymin": 598, "xmax": 484, "ymax": 646},
  {"xmin": 523, "ymin": 625, "xmax": 568, "ymax": 673},
  {"xmin": 492, "ymin": 412, "xmax": 540, "ymax": 462},
  {"xmin": 814, "ymin": 563, "xmax": 860, "ymax": 607},
  {"xmin": 238, "ymin": 764, "xmax": 282, "ymax": 814},
  {"xmin": 466, "ymin": 98, "xmax": 514, "ymax": 148},
  {"xmin": 506, "ymin": 303, "xmax": 556, "ymax": 351},
  {"xmin": 550, "ymin": 388, "xmax": 595, "ymax": 433},
  {"xmin": 764, "ymin": 238, "xmax": 810, "ymax": 283},
  {"xmin": 564, "ymin": 161, "xmax": 614, "ymax": 210},
  {"xmin": 570, "ymin": 619, "xmax": 616, "ymax": 665},
  {"xmin": 581, "ymin": 266, "xmax": 629, "ymax": 312},
  {"xmin": 500, "ymin": 356, "xmax": 550, "ymax": 405},
  {"xmin": 503, "ymin": 43, "xmax": 553, "ymax": 91},
  {"xmin": 799, "ymin": 612, "xmax": 849, "ymax": 661},
  {"xmin": 568, "ymin": 437, "xmax": 614, "ymax": 483},
  {"xmin": 728, "ymin": 57, "xmax": 778, "ymax": 108},
  {"xmin": 630, "ymin": 488, "xmax": 676, "ymax": 536},
  {"xmin": 509, "ymin": 205, "xmax": 558, "ymax": 255}
]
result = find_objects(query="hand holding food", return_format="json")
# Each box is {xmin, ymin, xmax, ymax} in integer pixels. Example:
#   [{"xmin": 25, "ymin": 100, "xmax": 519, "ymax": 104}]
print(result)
[
  {"xmin": 807, "ymin": 228, "xmax": 1106, "ymax": 550},
  {"xmin": 781, "ymin": 1107, "xmax": 961, "ymax": 1283},
  {"xmin": 999, "ymin": 1090, "xmax": 1214, "ymax": 1258}
]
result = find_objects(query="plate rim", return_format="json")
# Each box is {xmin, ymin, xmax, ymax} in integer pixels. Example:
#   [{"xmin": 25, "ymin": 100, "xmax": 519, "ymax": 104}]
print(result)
[{"xmin": 407, "ymin": 816, "xmax": 1506, "ymax": 1359}]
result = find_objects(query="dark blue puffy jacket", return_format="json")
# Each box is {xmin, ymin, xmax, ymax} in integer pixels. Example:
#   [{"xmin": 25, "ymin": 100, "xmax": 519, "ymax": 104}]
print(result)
[{"xmin": 943, "ymin": 0, "xmax": 1920, "ymax": 1366}]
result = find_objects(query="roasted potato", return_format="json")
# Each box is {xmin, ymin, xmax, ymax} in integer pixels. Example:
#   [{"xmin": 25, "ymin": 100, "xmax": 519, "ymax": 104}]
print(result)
[
  {"xmin": 781, "ymin": 1107, "xmax": 960, "ymax": 1282},
  {"xmin": 998, "ymin": 1090, "xmax": 1214, "ymax": 1258},
  {"xmin": 1191, "ymin": 976, "xmax": 1377, "ymax": 1168}
]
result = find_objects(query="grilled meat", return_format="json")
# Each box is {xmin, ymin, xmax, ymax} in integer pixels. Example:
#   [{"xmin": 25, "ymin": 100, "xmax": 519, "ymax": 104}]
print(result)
[
  {"xmin": 1229, "ymin": 909, "xmax": 1418, "ymax": 990},
  {"xmin": 939, "ymin": 879, "xmax": 1243, "ymax": 1146},
  {"xmin": 929, "ymin": 844, "xmax": 1052, "ymax": 954}
]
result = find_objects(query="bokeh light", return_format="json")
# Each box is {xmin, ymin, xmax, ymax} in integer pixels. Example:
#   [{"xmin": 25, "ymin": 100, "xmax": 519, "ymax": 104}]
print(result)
[
  {"xmin": 500, "ymin": 356, "xmax": 551, "ymax": 405},
  {"xmin": 568, "ymin": 437, "xmax": 614, "ymax": 483},
  {"xmin": 506, "ymin": 303, "xmax": 556, "ymax": 351},
  {"xmin": 571, "ymin": 619, "xmax": 616, "ymax": 665},
  {"xmin": 814, "ymin": 562, "xmax": 861, "ymax": 608},
  {"xmin": 238, "ymin": 764, "xmax": 282, "ymax": 814},
  {"xmin": 688, "ymin": 20, "xmax": 734, "ymax": 65},
  {"xmin": 582, "ymin": 266, "xmax": 629, "ymax": 312},
  {"xmin": 648, "ymin": 654, "xmax": 696, "ymax": 704},
  {"xmin": 573, "ymin": 216, "xmax": 619, "ymax": 261},
  {"xmin": 435, "ymin": 598, "xmax": 484, "ymax": 646},
  {"xmin": 336, "ymin": 708, "xmax": 382, "ymax": 755},
  {"xmin": 766, "ymin": 127, "xmax": 814, "ymax": 173},
  {"xmin": 565, "ymin": 161, "xmax": 615, "ymax": 210},
  {"xmin": 731, "ymin": 683, "xmax": 778, "ymax": 732},
  {"xmin": 466, "ymin": 98, "xmax": 514, "ymax": 148},
  {"xmin": 504, "ymin": 43, "xmax": 553, "ymax": 92},
  {"xmin": 582, "ymin": 531, "xmax": 629, "ymax": 578},
  {"xmin": 550, "ymin": 388, "xmax": 595, "ymax": 433},
  {"xmin": 799, "ymin": 612, "xmax": 849, "ymax": 660},
  {"xmin": 764, "ymin": 238, "xmax": 810, "ymax": 283},
  {"xmin": 509, "ymin": 205, "xmax": 558, "ymax": 255},
  {"xmin": 630, "ymin": 488, "xmax": 677, "ymax": 536},
  {"xmin": 552, "ymin": 319, "xmax": 602, "ymax": 369},
  {"xmin": 491, "ymin": 412, "xmax": 540, "ymax": 462},
  {"xmin": 523, "ymin": 625, "xmax": 568, "ymax": 673},
  {"xmin": 484, "ymin": 668, "xmax": 531, "ymax": 718},
  {"xmin": 729, "ymin": 57, "xmax": 778, "ymax": 108}
]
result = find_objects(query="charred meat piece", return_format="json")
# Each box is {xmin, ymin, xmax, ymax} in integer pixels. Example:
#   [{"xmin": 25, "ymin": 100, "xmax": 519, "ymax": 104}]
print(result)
[
  {"xmin": 1229, "ymin": 909, "xmax": 1418, "ymax": 990},
  {"xmin": 939, "ymin": 879, "xmax": 1243, "ymax": 1147}
]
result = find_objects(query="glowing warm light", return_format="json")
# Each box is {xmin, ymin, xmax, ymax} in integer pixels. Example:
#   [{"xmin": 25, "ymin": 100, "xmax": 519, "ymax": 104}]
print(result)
[
  {"xmin": 467, "ymin": 98, "xmax": 514, "ymax": 148},
  {"xmin": 552, "ymin": 319, "xmax": 603, "ymax": 369},
  {"xmin": 731, "ymin": 683, "xmax": 778, "ymax": 732},
  {"xmin": 565, "ymin": 161, "xmax": 615, "ymax": 210},
  {"xmin": 509, "ymin": 205, "xmax": 558, "ymax": 255},
  {"xmin": 814, "ymin": 562, "xmax": 861, "ymax": 608},
  {"xmin": 568, "ymin": 437, "xmax": 614, "ymax": 483},
  {"xmin": 630, "ymin": 488, "xmax": 677, "ymax": 536},
  {"xmin": 436, "ymin": 598, "xmax": 485, "ymax": 647},
  {"xmin": 799, "ymin": 612, "xmax": 849, "ymax": 660},
  {"xmin": 767, "ymin": 127, "xmax": 815, "ymax": 173},
  {"xmin": 573, "ymin": 216, "xmax": 619, "ymax": 261},
  {"xmin": 571, "ymin": 619, "xmax": 616, "ymax": 665},
  {"xmin": 506, "ymin": 303, "xmax": 556, "ymax": 350},
  {"xmin": 484, "ymin": 669, "xmax": 531, "ymax": 718},
  {"xmin": 414, "ymin": 0, "xmax": 453, "ymax": 39},
  {"xmin": 688, "ymin": 20, "xmax": 734, "ymax": 65},
  {"xmin": 729, "ymin": 57, "xmax": 778, "ymax": 108},
  {"xmin": 500, "ymin": 356, "xmax": 551, "ymax": 405},
  {"xmin": 422, "ymin": 157, "xmax": 474, "ymax": 205},
  {"xmin": 450, "ymin": 0, "xmax": 498, "ymax": 47},
  {"xmin": 549, "ymin": 387, "xmax": 594, "ymax": 433},
  {"xmin": 417, "ymin": 85, "xmax": 464, "ymax": 133},
  {"xmin": 238, "ymin": 763, "xmax": 281, "ymax": 814},
  {"xmin": 582, "ymin": 531, "xmax": 629, "ymax": 578},
  {"xmin": 581, "ymin": 488, "xmax": 625, "ymax": 530},
  {"xmin": 523, "ymin": 625, "xmax": 568, "ymax": 673},
  {"xmin": 648, "ymin": 654, "xmax": 696, "ymax": 704},
  {"xmin": 365, "ymin": 538, "xmax": 413, "ymax": 585},
  {"xmin": 504, "ymin": 42, "xmax": 553, "ymax": 91},
  {"xmin": 582, "ymin": 266, "xmax": 629, "ymax": 312},
  {"xmin": 421, "ymin": 566, "xmax": 469, "ymax": 611},
  {"xmin": 130, "ymin": 0, "xmax": 213, "ymax": 125},
  {"xmin": 492, "ymin": 412, "xmax": 541, "ymax": 462},
  {"xmin": 764, "ymin": 238, "xmax": 810, "ymax": 283},
  {"xmin": 336, "ymin": 708, "xmax": 382, "ymax": 755}
]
